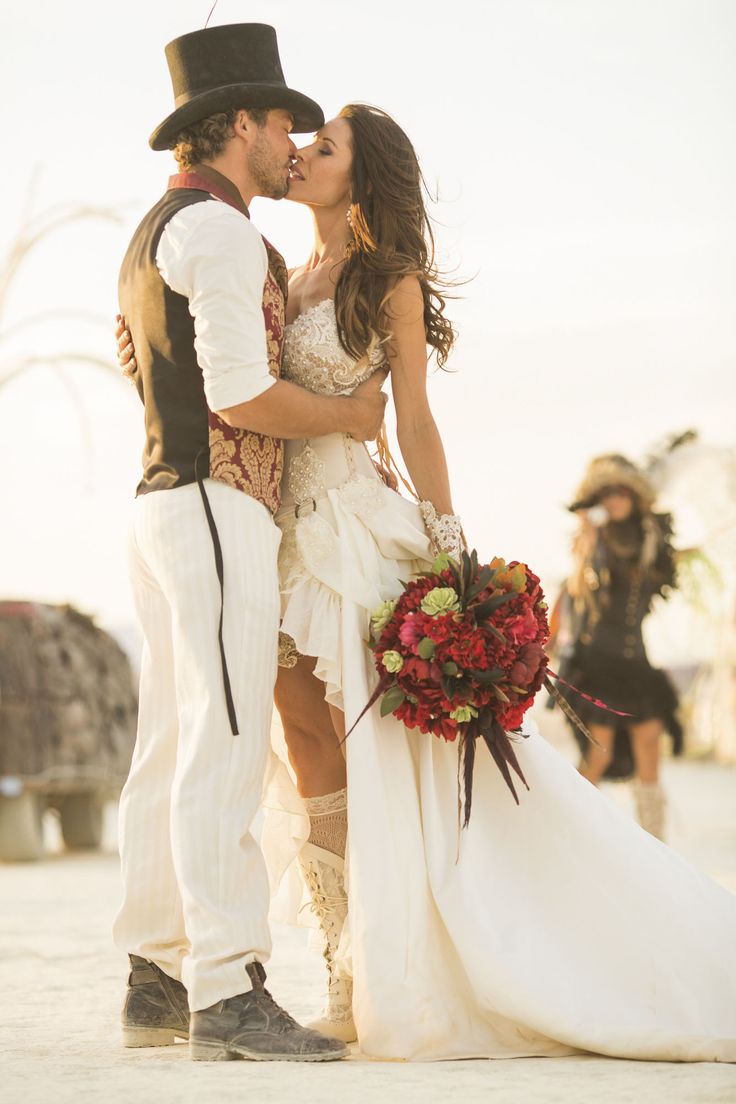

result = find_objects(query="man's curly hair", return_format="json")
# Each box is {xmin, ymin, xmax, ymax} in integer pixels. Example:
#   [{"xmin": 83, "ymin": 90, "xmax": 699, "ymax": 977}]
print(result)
[{"xmin": 172, "ymin": 106, "xmax": 269, "ymax": 169}]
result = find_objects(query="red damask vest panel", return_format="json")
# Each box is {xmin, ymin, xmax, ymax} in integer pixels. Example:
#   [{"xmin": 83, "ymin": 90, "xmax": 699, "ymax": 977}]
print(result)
[{"xmin": 207, "ymin": 238, "xmax": 286, "ymax": 514}]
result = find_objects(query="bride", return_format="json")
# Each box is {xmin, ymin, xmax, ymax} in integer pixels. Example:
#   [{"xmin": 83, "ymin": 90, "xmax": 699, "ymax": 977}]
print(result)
[{"xmin": 118, "ymin": 103, "xmax": 736, "ymax": 1063}]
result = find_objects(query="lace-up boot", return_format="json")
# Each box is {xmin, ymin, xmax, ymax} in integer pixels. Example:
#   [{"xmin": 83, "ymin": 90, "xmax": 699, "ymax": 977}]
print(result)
[
  {"xmin": 633, "ymin": 780, "xmax": 666, "ymax": 840},
  {"xmin": 299, "ymin": 842, "xmax": 357, "ymax": 1043}
]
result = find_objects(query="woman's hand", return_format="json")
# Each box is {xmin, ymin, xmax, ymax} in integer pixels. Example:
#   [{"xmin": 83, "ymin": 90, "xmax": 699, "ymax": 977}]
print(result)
[{"xmin": 115, "ymin": 314, "xmax": 137, "ymax": 377}]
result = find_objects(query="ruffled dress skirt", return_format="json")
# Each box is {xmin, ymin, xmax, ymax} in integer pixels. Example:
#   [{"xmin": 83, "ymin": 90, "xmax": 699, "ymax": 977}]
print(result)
[{"xmin": 556, "ymin": 645, "xmax": 683, "ymax": 778}]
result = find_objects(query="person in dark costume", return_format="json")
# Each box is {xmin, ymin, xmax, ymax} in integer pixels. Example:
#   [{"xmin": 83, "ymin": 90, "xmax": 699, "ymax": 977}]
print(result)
[{"xmin": 551, "ymin": 454, "xmax": 683, "ymax": 839}]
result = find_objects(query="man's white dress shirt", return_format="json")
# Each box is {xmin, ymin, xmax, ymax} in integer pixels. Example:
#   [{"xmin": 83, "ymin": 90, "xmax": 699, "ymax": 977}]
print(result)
[{"xmin": 156, "ymin": 198, "xmax": 277, "ymax": 412}]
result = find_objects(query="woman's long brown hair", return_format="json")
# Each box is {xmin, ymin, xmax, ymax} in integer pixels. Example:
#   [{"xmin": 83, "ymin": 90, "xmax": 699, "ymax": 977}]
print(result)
[{"xmin": 335, "ymin": 104, "xmax": 456, "ymax": 370}]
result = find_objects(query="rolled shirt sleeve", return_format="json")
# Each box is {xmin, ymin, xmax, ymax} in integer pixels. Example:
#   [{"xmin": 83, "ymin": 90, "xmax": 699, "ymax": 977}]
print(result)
[{"xmin": 155, "ymin": 200, "xmax": 277, "ymax": 411}]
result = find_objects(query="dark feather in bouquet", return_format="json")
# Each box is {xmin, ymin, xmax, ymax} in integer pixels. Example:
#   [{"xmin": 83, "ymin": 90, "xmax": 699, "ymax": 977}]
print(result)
[{"xmin": 346, "ymin": 550, "xmax": 553, "ymax": 826}]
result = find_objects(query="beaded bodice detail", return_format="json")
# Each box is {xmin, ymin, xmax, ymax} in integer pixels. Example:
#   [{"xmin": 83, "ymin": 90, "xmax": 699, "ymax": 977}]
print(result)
[
  {"xmin": 277, "ymin": 299, "xmax": 392, "ymax": 652},
  {"xmin": 282, "ymin": 298, "xmax": 386, "ymax": 395}
]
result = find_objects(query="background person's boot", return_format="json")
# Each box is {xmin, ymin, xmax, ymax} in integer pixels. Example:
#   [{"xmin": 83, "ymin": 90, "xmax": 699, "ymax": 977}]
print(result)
[
  {"xmin": 633, "ymin": 780, "xmax": 667, "ymax": 840},
  {"xmin": 122, "ymin": 954, "xmax": 189, "ymax": 1047},
  {"xmin": 189, "ymin": 962, "xmax": 348, "ymax": 1062}
]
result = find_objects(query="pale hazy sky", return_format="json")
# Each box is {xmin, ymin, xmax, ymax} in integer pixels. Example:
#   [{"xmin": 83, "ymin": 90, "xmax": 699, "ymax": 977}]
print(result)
[{"xmin": 2, "ymin": 0, "xmax": 735, "ymax": 661}]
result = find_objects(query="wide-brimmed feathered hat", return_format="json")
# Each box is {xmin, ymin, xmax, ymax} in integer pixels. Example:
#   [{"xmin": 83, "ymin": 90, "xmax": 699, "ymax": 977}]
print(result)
[
  {"xmin": 149, "ymin": 23, "xmax": 324, "ymax": 151},
  {"xmin": 568, "ymin": 454, "xmax": 656, "ymax": 512}
]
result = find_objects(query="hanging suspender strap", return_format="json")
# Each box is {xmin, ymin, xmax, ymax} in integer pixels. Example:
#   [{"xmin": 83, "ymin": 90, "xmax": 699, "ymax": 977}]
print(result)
[{"xmin": 194, "ymin": 449, "xmax": 239, "ymax": 737}]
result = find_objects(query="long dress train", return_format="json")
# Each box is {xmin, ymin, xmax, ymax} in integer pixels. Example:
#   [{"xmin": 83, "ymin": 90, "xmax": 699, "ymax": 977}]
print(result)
[{"xmin": 262, "ymin": 298, "xmax": 736, "ymax": 1062}]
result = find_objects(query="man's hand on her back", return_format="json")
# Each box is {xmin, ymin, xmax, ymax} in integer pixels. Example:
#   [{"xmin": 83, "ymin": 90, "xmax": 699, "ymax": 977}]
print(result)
[
  {"xmin": 348, "ymin": 370, "xmax": 389, "ymax": 441},
  {"xmin": 115, "ymin": 314, "xmax": 137, "ymax": 377}
]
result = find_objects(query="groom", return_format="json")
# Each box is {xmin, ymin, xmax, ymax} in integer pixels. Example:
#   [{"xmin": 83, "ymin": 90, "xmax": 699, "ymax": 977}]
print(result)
[{"xmin": 113, "ymin": 23, "xmax": 385, "ymax": 1062}]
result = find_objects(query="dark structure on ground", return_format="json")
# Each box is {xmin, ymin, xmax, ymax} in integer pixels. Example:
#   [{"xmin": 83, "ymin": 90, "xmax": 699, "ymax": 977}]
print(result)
[{"xmin": 0, "ymin": 601, "xmax": 137, "ymax": 860}]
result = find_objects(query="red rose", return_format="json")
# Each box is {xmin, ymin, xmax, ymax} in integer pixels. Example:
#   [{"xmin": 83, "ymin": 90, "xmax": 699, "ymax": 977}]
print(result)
[
  {"xmin": 398, "ymin": 615, "xmax": 423, "ymax": 649},
  {"xmin": 505, "ymin": 605, "xmax": 538, "ymax": 646}
]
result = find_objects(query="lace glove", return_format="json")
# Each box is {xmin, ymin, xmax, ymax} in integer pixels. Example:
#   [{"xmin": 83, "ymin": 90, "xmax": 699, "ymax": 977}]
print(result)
[{"xmin": 419, "ymin": 501, "xmax": 465, "ymax": 560}]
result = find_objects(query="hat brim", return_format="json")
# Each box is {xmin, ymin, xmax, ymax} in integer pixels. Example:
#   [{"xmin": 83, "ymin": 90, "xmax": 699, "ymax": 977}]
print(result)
[
  {"xmin": 149, "ymin": 82, "xmax": 325, "ymax": 150},
  {"xmin": 567, "ymin": 460, "xmax": 656, "ymax": 513}
]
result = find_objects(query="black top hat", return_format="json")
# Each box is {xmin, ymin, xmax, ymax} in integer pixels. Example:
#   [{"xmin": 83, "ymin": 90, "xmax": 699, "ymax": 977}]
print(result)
[{"xmin": 149, "ymin": 23, "xmax": 324, "ymax": 150}]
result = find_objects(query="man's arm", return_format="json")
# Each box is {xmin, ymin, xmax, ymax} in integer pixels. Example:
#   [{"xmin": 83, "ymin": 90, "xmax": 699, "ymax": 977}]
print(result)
[
  {"xmin": 158, "ymin": 201, "xmax": 386, "ymax": 440},
  {"xmin": 217, "ymin": 370, "xmax": 387, "ymax": 441},
  {"xmin": 157, "ymin": 201, "xmax": 276, "ymax": 410}
]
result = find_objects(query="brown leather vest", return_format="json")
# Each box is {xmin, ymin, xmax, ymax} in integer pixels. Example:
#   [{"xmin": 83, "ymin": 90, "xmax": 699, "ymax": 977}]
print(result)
[{"xmin": 118, "ymin": 167, "xmax": 286, "ymax": 513}]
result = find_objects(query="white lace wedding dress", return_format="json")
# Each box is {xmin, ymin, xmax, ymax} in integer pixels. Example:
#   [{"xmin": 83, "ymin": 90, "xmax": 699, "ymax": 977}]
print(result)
[{"xmin": 262, "ymin": 298, "xmax": 736, "ymax": 1062}]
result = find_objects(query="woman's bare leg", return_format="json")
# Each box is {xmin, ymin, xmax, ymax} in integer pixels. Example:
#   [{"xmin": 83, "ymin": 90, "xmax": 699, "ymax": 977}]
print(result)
[
  {"xmin": 578, "ymin": 723, "xmax": 615, "ymax": 785},
  {"xmin": 328, "ymin": 704, "xmax": 346, "ymax": 745},
  {"xmin": 630, "ymin": 718, "xmax": 663, "ymax": 784},
  {"xmin": 274, "ymin": 655, "xmax": 345, "ymax": 797}
]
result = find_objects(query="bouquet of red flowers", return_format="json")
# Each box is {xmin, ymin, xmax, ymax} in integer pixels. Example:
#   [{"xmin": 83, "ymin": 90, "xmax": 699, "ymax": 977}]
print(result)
[{"xmin": 348, "ymin": 550, "xmax": 554, "ymax": 825}]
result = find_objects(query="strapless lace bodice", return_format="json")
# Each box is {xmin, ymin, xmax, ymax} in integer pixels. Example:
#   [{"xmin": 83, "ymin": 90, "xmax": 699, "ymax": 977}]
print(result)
[{"xmin": 282, "ymin": 298, "xmax": 386, "ymax": 395}]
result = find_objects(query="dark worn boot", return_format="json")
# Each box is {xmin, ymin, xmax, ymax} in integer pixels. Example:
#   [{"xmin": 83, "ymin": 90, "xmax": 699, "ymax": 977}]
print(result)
[
  {"xmin": 189, "ymin": 962, "xmax": 348, "ymax": 1062},
  {"xmin": 121, "ymin": 954, "xmax": 190, "ymax": 1047}
]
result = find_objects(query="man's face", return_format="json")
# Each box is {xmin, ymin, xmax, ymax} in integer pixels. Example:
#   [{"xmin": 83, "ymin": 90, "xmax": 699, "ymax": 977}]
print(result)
[{"xmin": 246, "ymin": 109, "xmax": 297, "ymax": 200}]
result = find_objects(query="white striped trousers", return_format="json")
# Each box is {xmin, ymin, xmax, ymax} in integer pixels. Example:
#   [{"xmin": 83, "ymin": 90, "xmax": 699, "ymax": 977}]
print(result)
[{"xmin": 112, "ymin": 480, "xmax": 281, "ymax": 1011}]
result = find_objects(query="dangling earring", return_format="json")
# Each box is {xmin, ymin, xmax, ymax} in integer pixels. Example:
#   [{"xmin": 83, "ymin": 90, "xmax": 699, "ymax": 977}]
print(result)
[{"xmin": 346, "ymin": 205, "xmax": 354, "ymax": 230}]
